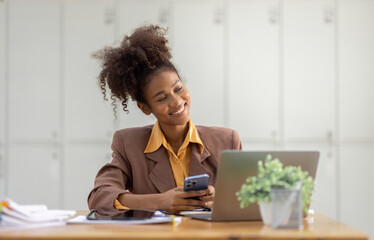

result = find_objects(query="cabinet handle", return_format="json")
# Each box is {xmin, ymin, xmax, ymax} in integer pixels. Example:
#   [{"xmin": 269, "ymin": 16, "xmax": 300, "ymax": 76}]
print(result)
[
  {"xmin": 213, "ymin": 6, "xmax": 223, "ymax": 24},
  {"xmin": 326, "ymin": 130, "xmax": 334, "ymax": 147},
  {"xmin": 323, "ymin": 4, "xmax": 334, "ymax": 24},
  {"xmin": 268, "ymin": 6, "xmax": 279, "ymax": 25},
  {"xmin": 158, "ymin": 6, "xmax": 169, "ymax": 24},
  {"xmin": 327, "ymin": 130, "xmax": 333, "ymax": 140},
  {"xmin": 104, "ymin": 6, "xmax": 115, "ymax": 25}
]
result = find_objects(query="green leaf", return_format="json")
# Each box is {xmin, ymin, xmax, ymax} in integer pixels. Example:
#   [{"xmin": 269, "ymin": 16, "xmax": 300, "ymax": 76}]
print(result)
[{"xmin": 236, "ymin": 154, "xmax": 315, "ymax": 214}]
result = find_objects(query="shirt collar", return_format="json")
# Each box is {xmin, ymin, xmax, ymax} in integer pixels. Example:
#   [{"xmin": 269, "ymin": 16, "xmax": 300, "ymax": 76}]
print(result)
[{"xmin": 144, "ymin": 120, "xmax": 204, "ymax": 154}]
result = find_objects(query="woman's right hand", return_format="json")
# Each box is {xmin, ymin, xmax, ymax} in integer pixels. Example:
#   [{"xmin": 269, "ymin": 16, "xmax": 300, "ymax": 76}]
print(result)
[{"xmin": 157, "ymin": 187, "xmax": 207, "ymax": 213}]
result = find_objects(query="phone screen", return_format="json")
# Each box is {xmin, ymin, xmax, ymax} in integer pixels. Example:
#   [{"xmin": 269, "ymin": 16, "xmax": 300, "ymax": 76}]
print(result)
[{"xmin": 87, "ymin": 209, "xmax": 156, "ymax": 220}]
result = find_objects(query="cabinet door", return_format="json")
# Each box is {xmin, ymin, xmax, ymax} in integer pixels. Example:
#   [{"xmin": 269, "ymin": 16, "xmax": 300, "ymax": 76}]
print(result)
[
  {"xmin": 116, "ymin": 0, "xmax": 171, "ymax": 129},
  {"xmin": 173, "ymin": 0, "xmax": 225, "ymax": 126},
  {"xmin": 8, "ymin": 0, "xmax": 61, "ymax": 142},
  {"xmin": 8, "ymin": 146, "xmax": 60, "ymax": 208},
  {"xmin": 64, "ymin": 0, "xmax": 115, "ymax": 142},
  {"xmin": 63, "ymin": 144, "xmax": 111, "ymax": 210},
  {"xmin": 228, "ymin": 0, "xmax": 280, "ymax": 143},
  {"xmin": 242, "ymin": 143, "xmax": 282, "ymax": 152},
  {"xmin": 0, "ymin": 0, "xmax": 5, "ymax": 199},
  {"xmin": 118, "ymin": 0, "xmax": 170, "ymax": 37},
  {"xmin": 0, "ymin": 148, "xmax": 4, "ymax": 199},
  {"xmin": 339, "ymin": 145, "xmax": 374, "ymax": 239},
  {"xmin": 284, "ymin": 143, "xmax": 336, "ymax": 219},
  {"xmin": 283, "ymin": 0, "xmax": 335, "ymax": 142},
  {"xmin": 339, "ymin": 0, "xmax": 374, "ymax": 142}
]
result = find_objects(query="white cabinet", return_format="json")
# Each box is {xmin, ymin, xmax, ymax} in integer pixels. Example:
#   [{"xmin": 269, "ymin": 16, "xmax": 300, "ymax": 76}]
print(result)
[
  {"xmin": 283, "ymin": 0, "xmax": 335, "ymax": 142},
  {"xmin": 0, "ymin": 0, "xmax": 6, "ymax": 199},
  {"xmin": 242, "ymin": 143, "xmax": 282, "ymax": 152},
  {"xmin": 227, "ymin": 0, "xmax": 280, "ymax": 144},
  {"xmin": 63, "ymin": 0, "xmax": 116, "ymax": 142},
  {"xmin": 173, "ymin": 0, "xmax": 225, "ymax": 127},
  {"xmin": 338, "ymin": 0, "xmax": 374, "ymax": 142},
  {"xmin": 284, "ymin": 143, "xmax": 337, "ymax": 219},
  {"xmin": 118, "ymin": 0, "xmax": 170, "ymax": 37},
  {"xmin": 8, "ymin": 146, "xmax": 60, "ymax": 208},
  {"xmin": 338, "ymin": 2, "xmax": 374, "ymax": 239},
  {"xmin": 116, "ymin": 0, "xmax": 171, "ymax": 129},
  {"xmin": 339, "ymin": 145, "xmax": 374, "ymax": 238},
  {"xmin": 250, "ymin": 0, "xmax": 339, "ymax": 210},
  {"xmin": 63, "ymin": 144, "xmax": 111, "ymax": 210},
  {"xmin": 8, "ymin": 0, "xmax": 61, "ymax": 143}
]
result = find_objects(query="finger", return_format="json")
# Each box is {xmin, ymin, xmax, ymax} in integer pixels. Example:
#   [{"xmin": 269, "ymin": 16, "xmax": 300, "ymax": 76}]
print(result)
[
  {"xmin": 198, "ymin": 186, "xmax": 214, "ymax": 197},
  {"xmin": 202, "ymin": 200, "xmax": 214, "ymax": 209},
  {"xmin": 200, "ymin": 195, "xmax": 214, "ymax": 202},
  {"xmin": 182, "ymin": 190, "xmax": 205, "ymax": 199},
  {"xmin": 182, "ymin": 198, "xmax": 204, "ymax": 207},
  {"xmin": 205, "ymin": 185, "xmax": 215, "ymax": 195}
]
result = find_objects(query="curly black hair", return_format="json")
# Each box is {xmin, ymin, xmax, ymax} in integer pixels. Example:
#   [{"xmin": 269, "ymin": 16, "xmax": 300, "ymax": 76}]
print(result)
[{"xmin": 92, "ymin": 25, "xmax": 180, "ymax": 115}]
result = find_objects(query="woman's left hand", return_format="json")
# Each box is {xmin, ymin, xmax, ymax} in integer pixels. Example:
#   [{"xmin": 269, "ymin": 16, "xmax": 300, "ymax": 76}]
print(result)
[{"xmin": 199, "ymin": 185, "xmax": 215, "ymax": 209}]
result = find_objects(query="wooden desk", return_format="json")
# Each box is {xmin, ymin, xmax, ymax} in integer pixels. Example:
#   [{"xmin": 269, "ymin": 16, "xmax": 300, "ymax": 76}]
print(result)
[{"xmin": 0, "ymin": 212, "xmax": 368, "ymax": 240}]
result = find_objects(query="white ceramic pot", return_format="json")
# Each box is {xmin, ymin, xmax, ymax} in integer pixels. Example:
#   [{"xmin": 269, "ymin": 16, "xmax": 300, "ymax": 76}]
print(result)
[{"xmin": 259, "ymin": 202, "xmax": 272, "ymax": 225}]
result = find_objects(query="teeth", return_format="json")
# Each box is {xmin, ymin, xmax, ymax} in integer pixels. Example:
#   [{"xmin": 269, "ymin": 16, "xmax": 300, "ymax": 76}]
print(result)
[{"xmin": 171, "ymin": 105, "xmax": 184, "ymax": 115}]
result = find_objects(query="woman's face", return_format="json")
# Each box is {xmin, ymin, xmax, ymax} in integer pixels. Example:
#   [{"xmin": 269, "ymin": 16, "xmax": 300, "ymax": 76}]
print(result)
[{"xmin": 138, "ymin": 70, "xmax": 191, "ymax": 128}]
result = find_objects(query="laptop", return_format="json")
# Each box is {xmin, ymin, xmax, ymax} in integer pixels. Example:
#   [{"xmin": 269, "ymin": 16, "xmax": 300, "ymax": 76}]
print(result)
[{"xmin": 182, "ymin": 150, "xmax": 319, "ymax": 221}]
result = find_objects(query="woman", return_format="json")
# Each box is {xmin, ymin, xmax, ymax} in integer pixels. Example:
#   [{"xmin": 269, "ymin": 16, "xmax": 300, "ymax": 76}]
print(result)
[{"xmin": 88, "ymin": 25, "xmax": 242, "ymax": 214}]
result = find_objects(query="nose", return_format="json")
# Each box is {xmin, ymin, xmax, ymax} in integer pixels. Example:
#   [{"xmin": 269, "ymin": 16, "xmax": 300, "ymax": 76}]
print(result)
[{"xmin": 169, "ymin": 94, "xmax": 182, "ymax": 108}]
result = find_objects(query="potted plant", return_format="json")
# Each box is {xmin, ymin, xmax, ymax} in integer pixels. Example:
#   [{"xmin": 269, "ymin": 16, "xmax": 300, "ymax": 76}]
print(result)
[{"xmin": 236, "ymin": 155, "xmax": 315, "ymax": 225}]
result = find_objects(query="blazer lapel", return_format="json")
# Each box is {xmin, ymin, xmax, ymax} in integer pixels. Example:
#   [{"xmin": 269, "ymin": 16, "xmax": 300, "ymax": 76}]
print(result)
[
  {"xmin": 189, "ymin": 143, "xmax": 216, "ymax": 186},
  {"xmin": 146, "ymin": 147, "xmax": 176, "ymax": 193}
]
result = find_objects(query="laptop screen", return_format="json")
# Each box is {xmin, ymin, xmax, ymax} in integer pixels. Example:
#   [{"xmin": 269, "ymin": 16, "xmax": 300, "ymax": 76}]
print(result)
[{"xmin": 210, "ymin": 151, "xmax": 319, "ymax": 221}]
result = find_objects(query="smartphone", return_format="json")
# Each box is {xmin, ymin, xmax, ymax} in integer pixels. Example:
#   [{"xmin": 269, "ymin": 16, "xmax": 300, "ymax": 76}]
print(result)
[{"xmin": 184, "ymin": 174, "xmax": 209, "ymax": 192}]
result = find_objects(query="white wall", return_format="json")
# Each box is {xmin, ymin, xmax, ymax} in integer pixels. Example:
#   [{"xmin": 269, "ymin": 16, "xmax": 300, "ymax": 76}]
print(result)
[{"xmin": 1, "ymin": 0, "xmax": 373, "ymax": 238}]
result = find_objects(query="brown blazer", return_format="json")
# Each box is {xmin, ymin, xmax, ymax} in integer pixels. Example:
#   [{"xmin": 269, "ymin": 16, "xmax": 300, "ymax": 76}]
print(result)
[{"xmin": 87, "ymin": 125, "xmax": 242, "ymax": 212}]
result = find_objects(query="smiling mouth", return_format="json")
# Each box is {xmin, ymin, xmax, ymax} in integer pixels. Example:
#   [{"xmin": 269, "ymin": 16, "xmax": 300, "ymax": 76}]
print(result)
[{"xmin": 169, "ymin": 104, "xmax": 185, "ymax": 115}]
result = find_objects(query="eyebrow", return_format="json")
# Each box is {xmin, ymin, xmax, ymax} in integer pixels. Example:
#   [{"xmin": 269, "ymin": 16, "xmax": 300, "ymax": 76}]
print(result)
[{"xmin": 152, "ymin": 80, "xmax": 180, "ymax": 99}]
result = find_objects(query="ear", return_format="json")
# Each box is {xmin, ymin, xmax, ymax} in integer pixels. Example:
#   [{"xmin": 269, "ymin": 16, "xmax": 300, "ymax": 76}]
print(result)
[{"xmin": 137, "ymin": 102, "xmax": 152, "ymax": 115}]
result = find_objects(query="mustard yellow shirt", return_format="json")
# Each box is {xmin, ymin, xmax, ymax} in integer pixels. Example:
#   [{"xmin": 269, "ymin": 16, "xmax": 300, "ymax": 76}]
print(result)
[{"xmin": 114, "ymin": 120, "xmax": 204, "ymax": 209}]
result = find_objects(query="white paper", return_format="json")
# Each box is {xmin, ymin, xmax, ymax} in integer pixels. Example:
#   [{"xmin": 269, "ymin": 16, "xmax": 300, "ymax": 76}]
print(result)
[
  {"xmin": 67, "ymin": 215, "xmax": 176, "ymax": 225},
  {"xmin": 0, "ymin": 215, "xmax": 66, "ymax": 232},
  {"xmin": 0, "ymin": 198, "xmax": 76, "ymax": 232}
]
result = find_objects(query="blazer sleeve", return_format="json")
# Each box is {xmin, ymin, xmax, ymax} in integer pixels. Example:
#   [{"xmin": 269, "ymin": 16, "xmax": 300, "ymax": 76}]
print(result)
[
  {"xmin": 87, "ymin": 131, "xmax": 132, "ymax": 212},
  {"xmin": 232, "ymin": 129, "xmax": 242, "ymax": 150}
]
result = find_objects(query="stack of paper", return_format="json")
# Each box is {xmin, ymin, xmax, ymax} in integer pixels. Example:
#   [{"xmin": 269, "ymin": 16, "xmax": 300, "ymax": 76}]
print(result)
[
  {"xmin": 0, "ymin": 199, "xmax": 76, "ymax": 232},
  {"xmin": 67, "ymin": 210, "xmax": 177, "ymax": 225}
]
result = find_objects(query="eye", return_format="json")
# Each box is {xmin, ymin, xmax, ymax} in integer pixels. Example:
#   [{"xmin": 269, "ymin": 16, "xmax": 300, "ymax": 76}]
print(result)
[
  {"xmin": 157, "ymin": 96, "xmax": 167, "ymax": 102},
  {"xmin": 176, "ymin": 86, "xmax": 183, "ymax": 92}
]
